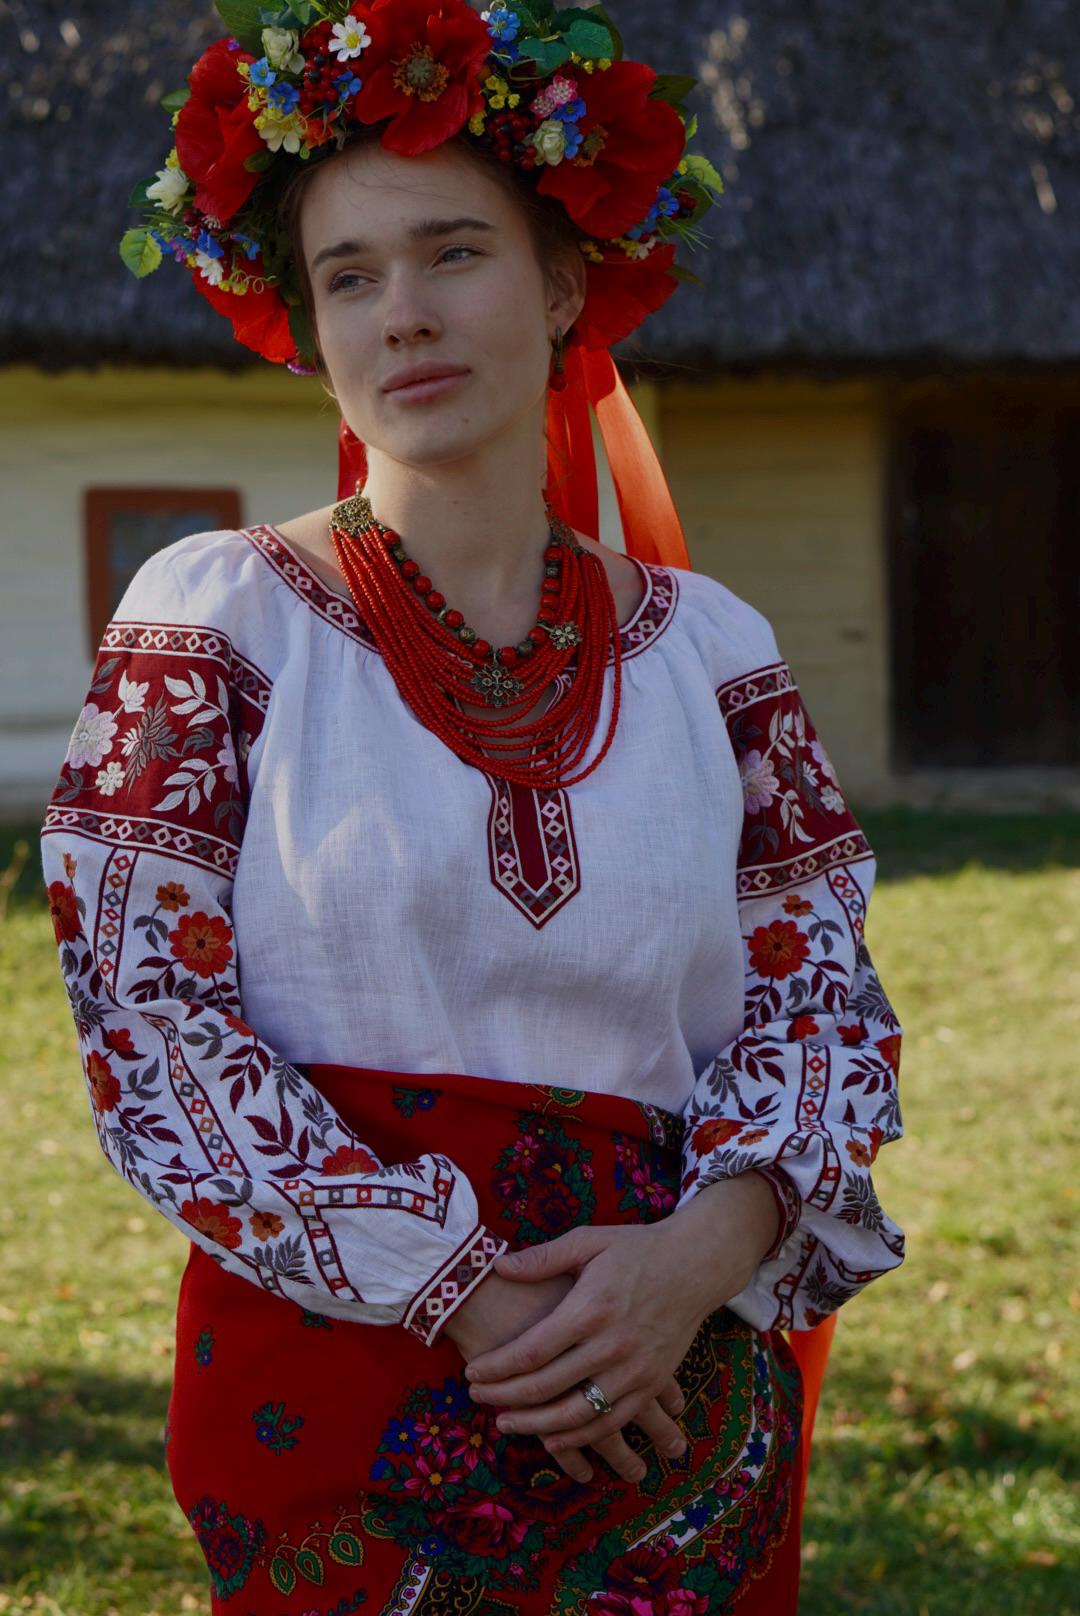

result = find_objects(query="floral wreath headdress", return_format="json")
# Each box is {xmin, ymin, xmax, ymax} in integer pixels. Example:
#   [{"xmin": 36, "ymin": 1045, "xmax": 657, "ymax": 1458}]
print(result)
[{"xmin": 120, "ymin": 0, "xmax": 724, "ymax": 566}]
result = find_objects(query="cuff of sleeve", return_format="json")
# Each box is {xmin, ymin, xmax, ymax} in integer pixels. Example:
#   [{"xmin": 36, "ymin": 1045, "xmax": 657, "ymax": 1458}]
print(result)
[
  {"xmin": 402, "ymin": 1223, "xmax": 509, "ymax": 1347},
  {"xmin": 751, "ymin": 1165, "xmax": 803, "ymax": 1263}
]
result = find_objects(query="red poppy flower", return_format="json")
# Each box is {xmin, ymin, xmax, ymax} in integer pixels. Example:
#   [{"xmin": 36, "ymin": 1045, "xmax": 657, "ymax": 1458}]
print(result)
[
  {"xmin": 321, "ymin": 1143, "xmax": 380, "ymax": 1176},
  {"xmin": 576, "ymin": 241, "xmax": 678, "ymax": 349},
  {"xmin": 189, "ymin": 251, "xmax": 296, "ymax": 364},
  {"xmin": 875, "ymin": 1033, "xmax": 902, "ymax": 1077},
  {"xmin": 350, "ymin": 0, "xmax": 491, "ymax": 156},
  {"xmin": 181, "ymin": 1196, "xmax": 244, "ymax": 1249},
  {"xmin": 86, "ymin": 1050, "xmax": 121, "ymax": 1115},
  {"xmin": 690, "ymin": 1116, "xmax": 745, "ymax": 1154},
  {"xmin": 47, "ymin": 879, "xmax": 80, "ymax": 944},
  {"xmin": 535, "ymin": 60, "xmax": 686, "ymax": 240},
  {"xmin": 175, "ymin": 37, "xmax": 265, "ymax": 225},
  {"xmin": 748, "ymin": 917, "xmax": 811, "ymax": 980},
  {"xmin": 168, "ymin": 910, "xmax": 235, "ymax": 979}
]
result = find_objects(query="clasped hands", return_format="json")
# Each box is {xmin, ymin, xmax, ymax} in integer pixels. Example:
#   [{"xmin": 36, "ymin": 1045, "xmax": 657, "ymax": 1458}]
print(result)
[{"xmin": 443, "ymin": 1177, "xmax": 777, "ymax": 1487}]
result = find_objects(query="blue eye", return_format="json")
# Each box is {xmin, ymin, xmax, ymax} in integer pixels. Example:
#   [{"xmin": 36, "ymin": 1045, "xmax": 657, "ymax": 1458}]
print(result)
[{"xmin": 328, "ymin": 245, "xmax": 479, "ymax": 294}]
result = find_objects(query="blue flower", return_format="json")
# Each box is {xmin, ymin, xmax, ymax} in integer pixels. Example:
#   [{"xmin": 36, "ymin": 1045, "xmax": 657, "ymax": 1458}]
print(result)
[
  {"xmin": 415, "ymin": 1089, "xmax": 436, "ymax": 1109},
  {"xmin": 553, "ymin": 97, "xmax": 586, "ymax": 123},
  {"xmin": 370, "ymin": 1456, "xmax": 394, "ymax": 1480},
  {"xmin": 196, "ymin": 230, "xmax": 224, "ymax": 258},
  {"xmin": 248, "ymin": 57, "xmax": 276, "ymax": 87},
  {"xmin": 267, "ymin": 79, "xmax": 300, "ymax": 114},
  {"xmin": 419, "ymin": 1534, "xmax": 447, "ymax": 1557},
  {"xmin": 383, "ymin": 1415, "xmax": 416, "ymax": 1452},
  {"xmin": 747, "ymin": 1431, "xmax": 768, "ymax": 1465},
  {"xmin": 230, "ymin": 231, "xmax": 261, "ymax": 260},
  {"xmin": 485, "ymin": 8, "xmax": 520, "ymax": 43},
  {"xmin": 684, "ymin": 1501, "xmax": 713, "ymax": 1528},
  {"xmin": 625, "ymin": 185, "xmax": 682, "ymax": 239},
  {"xmin": 435, "ymin": 1375, "xmax": 472, "ymax": 1414},
  {"xmin": 338, "ymin": 71, "xmax": 363, "ymax": 99}
]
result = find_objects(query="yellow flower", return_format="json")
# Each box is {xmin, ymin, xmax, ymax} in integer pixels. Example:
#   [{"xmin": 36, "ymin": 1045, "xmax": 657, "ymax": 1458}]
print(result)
[
  {"xmin": 677, "ymin": 160, "xmax": 688, "ymax": 174},
  {"xmin": 598, "ymin": 57, "xmax": 612, "ymax": 70},
  {"xmin": 468, "ymin": 112, "xmax": 486, "ymax": 135},
  {"xmin": 508, "ymin": 92, "xmax": 520, "ymax": 107}
]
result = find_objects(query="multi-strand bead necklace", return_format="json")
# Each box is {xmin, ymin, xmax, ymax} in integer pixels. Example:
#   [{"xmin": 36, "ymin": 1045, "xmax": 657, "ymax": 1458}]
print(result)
[{"xmin": 328, "ymin": 488, "xmax": 624, "ymax": 788}]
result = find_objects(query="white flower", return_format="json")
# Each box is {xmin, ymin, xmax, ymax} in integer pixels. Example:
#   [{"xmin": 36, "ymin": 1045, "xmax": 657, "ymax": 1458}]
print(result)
[
  {"xmin": 529, "ymin": 118, "xmax": 568, "ymax": 166},
  {"xmin": 117, "ymin": 670, "xmax": 148, "ymax": 713},
  {"xmin": 261, "ymin": 26, "xmax": 304, "ymax": 73},
  {"xmin": 195, "ymin": 249, "xmax": 225, "ymax": 285},
  {"xmin": 95, "ymin": 761, "xmax": 125, "ymax": 797},
  {"xmin": 215, "ymin": 736, "xmax": 239, "ymax": 787},
  {"xmin": 810, "ymin": 737, "xmax": 839, "ymax": 785},
  {"xmin": 255, "ymin": 109, "xmax": 305, "ymax": 154},
  {"xmin": 66, "ymin": 703, "xmax": 118, "ymax": 770},
  {"xmin": 329, "ymin": 16, "xmax": 371, "ymax": 61},
  {"xmin": 146, "ymin": 165, "xmax": 189, "ymax": 216}
]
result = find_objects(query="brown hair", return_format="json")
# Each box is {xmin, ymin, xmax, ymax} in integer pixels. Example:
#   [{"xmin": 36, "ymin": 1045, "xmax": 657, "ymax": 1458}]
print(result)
[{"xmin": 275, "ymin": 124, "xmax": 585, "ymax": 398}]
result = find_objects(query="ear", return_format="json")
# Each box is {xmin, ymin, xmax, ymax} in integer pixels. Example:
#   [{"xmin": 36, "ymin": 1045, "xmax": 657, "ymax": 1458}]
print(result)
[{"xmin": 546, "ymin": 241, "xmax": 588, "ymax": 341}]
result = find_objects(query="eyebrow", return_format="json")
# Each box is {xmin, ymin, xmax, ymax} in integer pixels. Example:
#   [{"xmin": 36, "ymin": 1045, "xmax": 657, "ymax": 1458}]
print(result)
[{"xmin": 310, "ymin": 216, "xmax": 496, "ymax": 272}]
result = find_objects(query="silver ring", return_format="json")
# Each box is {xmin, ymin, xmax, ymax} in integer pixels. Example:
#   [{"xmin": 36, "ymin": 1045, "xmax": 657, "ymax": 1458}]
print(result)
[{"xmin": 580, "ymin": 1378, "xmax": 613, "ymax": 1416}]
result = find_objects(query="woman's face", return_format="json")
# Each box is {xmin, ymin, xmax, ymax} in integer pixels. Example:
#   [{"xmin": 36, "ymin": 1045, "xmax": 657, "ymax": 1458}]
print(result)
[{"xmin": 300, "ymin": 138, "xmax": 585, "ymax": 470}]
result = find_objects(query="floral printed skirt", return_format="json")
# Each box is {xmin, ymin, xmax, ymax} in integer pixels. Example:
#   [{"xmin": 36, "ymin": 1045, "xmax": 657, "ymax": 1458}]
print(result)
[{"xmin": 164, "ymin": 1064, "xmax": 805, "ymax": 1614}]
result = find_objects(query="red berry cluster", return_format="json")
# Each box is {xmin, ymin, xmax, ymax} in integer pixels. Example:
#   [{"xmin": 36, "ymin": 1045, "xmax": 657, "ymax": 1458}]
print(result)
[
  {"xmin": 483, "ymin": 107, "xmax": 540, "ymax": 168},
  {"xmin": 295, "ymin": 22, "xmax": 350, "ymax": 116}
]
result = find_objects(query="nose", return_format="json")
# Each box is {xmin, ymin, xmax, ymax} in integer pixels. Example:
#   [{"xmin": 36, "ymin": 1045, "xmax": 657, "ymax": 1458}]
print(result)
[{"xmin": 382, "ymin": 273, "xmax": 442, "ymax": 347}]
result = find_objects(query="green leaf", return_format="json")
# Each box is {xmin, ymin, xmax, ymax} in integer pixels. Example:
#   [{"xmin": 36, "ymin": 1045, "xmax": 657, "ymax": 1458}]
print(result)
[
  {"xmin": 682, "ymin": 151, "xmax": 725, "ymax": 196},
  {"xmin": 683, "ymin": 110, "xmax": 698, "ymax": 142},
  {"xmin": 159, "ymin": 87, "xmax": 190, "ymax": 114},
  {"xmin": 518, "ymin": 37, "xmax": 571, "ymax": 72},
  {"xmin": 650, "ymin": 73, "xmax": 697, "ymax": 106},
  {"xmin": 214, "ymin": 0, "xmax": 268, "ymax": 52},
  {"xmin": 563, "ymin": 18, "xmax": 613, "ymax": 59},
  {"xmin": 667, "ymin": 261, "xmax": 704, "ymax": 288},
  {"xmin": 585, "ymin": 4, "xmax": 624, "ymax": 60},
  {"xmin": 119, "ymin": 228, "xmax": 163, "ymax": 279},
  {"xmin": 127, "ymin": 178, "xmax": 154, "ymax": 210},
  {"xmin": 242, "ymin": 148, "xmax": 276, "ymax": 173}
]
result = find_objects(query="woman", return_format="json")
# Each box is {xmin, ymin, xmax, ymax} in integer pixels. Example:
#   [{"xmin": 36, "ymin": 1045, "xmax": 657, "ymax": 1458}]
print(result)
[{"xmin": 42, "ymin": 4, "xmax": 906, "ymax": 1610}]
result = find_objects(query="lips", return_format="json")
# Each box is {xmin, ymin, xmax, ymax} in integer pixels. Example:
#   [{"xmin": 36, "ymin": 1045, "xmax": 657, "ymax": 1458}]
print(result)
[{"xmin": 383, "ymin": 364, "xmax": 470, "ymax": 393}]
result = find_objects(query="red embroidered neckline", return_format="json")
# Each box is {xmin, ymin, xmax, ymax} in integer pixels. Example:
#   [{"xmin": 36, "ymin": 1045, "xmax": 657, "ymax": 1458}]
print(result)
[{"xmin": 240, "ymin": 523, "xmax": 680, "ymax": 666}]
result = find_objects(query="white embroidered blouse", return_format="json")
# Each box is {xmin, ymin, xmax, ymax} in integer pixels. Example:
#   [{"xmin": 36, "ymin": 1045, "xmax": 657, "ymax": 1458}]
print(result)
[{"xmin": 40, "ymin": 523, "xmax": 906, "ymax": 1346}]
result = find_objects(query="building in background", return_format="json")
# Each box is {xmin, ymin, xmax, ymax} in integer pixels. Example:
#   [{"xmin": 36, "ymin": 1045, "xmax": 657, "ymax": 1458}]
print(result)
[{"xmin": 2, "ymin": 0, "xmax": 1078, "ymax": 815}]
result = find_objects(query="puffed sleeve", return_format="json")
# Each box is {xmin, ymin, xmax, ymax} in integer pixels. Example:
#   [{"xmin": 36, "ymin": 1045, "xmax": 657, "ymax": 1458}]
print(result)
[
  {"xmin": 677, "ymin": 612, "xmax": 906, "ymax": 1332},
  {"xmin": 39, "ymin": 538, "xmax": 507, "ymax": 1346}
]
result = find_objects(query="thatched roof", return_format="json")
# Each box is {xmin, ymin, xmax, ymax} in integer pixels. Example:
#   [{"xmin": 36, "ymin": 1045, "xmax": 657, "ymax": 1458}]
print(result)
[{"xmin": 3, "ymin": 1, "xmax": 1080, "ymax": 375}]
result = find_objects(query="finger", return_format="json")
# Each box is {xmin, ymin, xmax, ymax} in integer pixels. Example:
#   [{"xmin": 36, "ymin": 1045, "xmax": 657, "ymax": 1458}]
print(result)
[
  {"xmin": 585, "ymin": 1428, "xmax": 648, "ymax": 1485},
  {"xmin": 492, "ymin": 1376, "xmax": 629, "ymax": 1438},
  {"xmin": 655, "ymin": 1377, "xmax": 687, "ymax": 1418},
  {"xmin": 540, "ymin": 1389, "xmax": 654, "ymax": 1461},
  {"xmin": 632, "ymin": 1398, "xmax": 689, "ymax": 1460},
  {"xmin": 470, "ymin": 1337, "xmax": 622, "ymax": 1408},
  {"xmin": 538, "ymin": 1435, "xmax": 594, "ymax": 1486},
  {"xmin": 464, "ymin": 1293, "xmax": 596, "ymax": 1388}
]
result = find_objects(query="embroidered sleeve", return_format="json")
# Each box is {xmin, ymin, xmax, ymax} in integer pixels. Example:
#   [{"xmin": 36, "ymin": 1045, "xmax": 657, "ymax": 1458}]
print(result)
[
  {"xmin": 40, "ymin": 612, "xmax": 507, "ymax": 1345},
  {"xmin": 677, "ymin": 649, "xmax": 907, "ymax": 1331}
]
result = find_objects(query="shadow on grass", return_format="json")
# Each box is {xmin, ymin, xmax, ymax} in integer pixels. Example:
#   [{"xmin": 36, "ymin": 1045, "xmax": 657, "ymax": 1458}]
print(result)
[
  {"xmin": 851, "ymin": 805, "xmax": 1080, "ymax": 882},
  {"xmin": 2, "ymin": 1361, "xmax": 170, "ymax": 1472}
]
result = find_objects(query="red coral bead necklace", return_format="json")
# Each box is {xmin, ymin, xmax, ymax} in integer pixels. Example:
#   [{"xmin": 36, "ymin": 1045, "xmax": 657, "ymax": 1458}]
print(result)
[{"xmin": 328, "ymin": 483, "xmax": 623, "ymax": 788}]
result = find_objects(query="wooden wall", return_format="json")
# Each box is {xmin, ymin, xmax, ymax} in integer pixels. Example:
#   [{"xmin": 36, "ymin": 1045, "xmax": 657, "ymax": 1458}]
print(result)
[{"xmin": 656, "ymin": 376, "xmax": 893, "ymax": 806}]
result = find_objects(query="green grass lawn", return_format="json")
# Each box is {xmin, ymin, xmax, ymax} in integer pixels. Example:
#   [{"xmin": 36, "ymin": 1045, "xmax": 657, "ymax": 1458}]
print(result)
[{"xmin": 1, "ymin": 809, "xmax": 1077, "ymax": 1614}]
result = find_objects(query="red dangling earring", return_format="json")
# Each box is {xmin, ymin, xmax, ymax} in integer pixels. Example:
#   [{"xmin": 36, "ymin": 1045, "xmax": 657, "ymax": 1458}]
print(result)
[{"xmin": 549, "ymin": 326, "xmax": 567, "ymax": 392}]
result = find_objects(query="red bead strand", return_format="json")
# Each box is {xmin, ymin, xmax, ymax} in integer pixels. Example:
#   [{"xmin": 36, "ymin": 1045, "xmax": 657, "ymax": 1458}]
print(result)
[{"xmin": 327, "ymin": 491, "xmax": 623, "ymax": 788}]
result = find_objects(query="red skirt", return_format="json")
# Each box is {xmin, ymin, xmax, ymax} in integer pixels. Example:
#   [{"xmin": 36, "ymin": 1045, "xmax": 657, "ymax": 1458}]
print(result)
[{"xmin": 164, "ymin": 1065, "xmax": 805, "ymax": 1613}]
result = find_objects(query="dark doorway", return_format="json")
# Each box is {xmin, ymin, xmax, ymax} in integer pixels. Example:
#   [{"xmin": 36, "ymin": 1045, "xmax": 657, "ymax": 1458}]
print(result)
[{"xmin": 886, "ymin": 378, "xmax": 1080, "ymax": 769}]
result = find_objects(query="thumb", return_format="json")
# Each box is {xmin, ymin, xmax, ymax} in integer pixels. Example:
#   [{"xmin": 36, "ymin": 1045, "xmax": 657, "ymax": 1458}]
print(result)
[{"xmin": 495, "ymin": 1227, "xmax": 602, "ymax": 1280}]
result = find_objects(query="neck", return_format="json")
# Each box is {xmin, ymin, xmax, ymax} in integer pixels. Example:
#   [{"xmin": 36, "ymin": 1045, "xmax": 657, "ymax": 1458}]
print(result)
[{"xmin": 356, "ymin": 408, "xmax": 554, "ymax": 626}]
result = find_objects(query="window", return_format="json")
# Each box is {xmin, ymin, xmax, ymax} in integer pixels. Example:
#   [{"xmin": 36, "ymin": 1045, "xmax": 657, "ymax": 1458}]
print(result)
[{"xmin": 85, "ymin": 487, "xmax": 243, "ymax": 656}]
